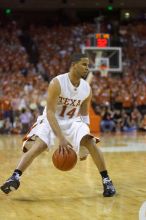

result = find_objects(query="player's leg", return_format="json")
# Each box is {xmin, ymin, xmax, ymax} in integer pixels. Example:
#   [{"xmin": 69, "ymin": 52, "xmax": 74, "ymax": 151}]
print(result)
[
  {"xmin": 80, "ymin": 135, "xmax": 116, "ymax": 197},
  {"xmin": 81, "ymin": 136, "xmax": 106, "ymax": 171},
  {"xmin": 0, "ymin": 137, "xmax": 47, "ymax": 194},
  {"xmin": 17, "ymin": 137, "xmax": 47, "ymax": 172}
]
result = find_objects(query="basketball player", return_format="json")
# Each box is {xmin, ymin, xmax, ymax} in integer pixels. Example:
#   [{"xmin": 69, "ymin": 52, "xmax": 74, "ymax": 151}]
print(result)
[{"xmin": 0, "ymin": 53, "xmax": 116, "ymax": 197}]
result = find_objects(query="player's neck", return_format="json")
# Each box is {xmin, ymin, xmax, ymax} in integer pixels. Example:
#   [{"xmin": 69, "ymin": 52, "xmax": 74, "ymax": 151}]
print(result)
[{"xmin": 68, "ymin": 72, "xmax": 80, "ymax": 87}]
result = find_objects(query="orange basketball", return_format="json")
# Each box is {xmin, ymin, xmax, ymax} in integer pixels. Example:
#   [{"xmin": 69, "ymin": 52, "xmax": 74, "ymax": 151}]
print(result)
[{"xmin": 52, "ymin": 147, "xmax": 77, "ymax": 171}]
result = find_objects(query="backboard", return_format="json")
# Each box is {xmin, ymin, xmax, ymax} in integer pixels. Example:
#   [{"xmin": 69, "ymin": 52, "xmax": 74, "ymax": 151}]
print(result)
[{"xmin": 82, "ymin": 46, "xmax": 122, "ymax": 72}]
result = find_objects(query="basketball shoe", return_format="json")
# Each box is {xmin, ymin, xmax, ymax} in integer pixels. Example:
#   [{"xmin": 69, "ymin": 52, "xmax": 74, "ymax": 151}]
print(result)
[
  {"xmin": 102, "ymin": 177, "xmax": 116, "ymax": 197},
  {"xmin": 0, "ymin": 174, "xmax": 20, "ymax": 194}
]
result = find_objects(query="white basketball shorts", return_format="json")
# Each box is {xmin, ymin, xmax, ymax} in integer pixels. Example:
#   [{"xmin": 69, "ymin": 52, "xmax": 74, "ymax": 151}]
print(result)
[{"xmin": 22, "ymin": 116, "xmax": 94, "ymax": 157}]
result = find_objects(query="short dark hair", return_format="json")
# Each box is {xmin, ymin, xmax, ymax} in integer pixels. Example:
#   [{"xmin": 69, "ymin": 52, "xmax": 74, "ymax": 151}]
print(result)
[{"xmin": 71, "ymin": 53, "xmax": 88, "ymax": 63}]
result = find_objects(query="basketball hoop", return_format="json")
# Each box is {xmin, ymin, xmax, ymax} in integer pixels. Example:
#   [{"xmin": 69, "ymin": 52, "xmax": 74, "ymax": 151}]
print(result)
[
  {"xmin": 82, "ymin": 46, "xmax": 122, "ymax": 73},
  {"xmin": 99, "ymin": 64, "xmax": 108, "ymax": 77}
]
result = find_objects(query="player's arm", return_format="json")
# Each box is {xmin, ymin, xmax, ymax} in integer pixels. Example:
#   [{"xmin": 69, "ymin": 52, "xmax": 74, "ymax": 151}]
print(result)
[
  {"xmin": 47, "ymin": 78, "xmax": 72, "ymax": 149},
  {"xmin": 79, "ymin": 88, "xmax": 92, "ymax": 125}
]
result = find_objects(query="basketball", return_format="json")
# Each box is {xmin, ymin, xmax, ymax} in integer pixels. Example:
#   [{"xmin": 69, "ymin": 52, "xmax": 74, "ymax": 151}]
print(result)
[{"xmin": 52, "ymin": 147, "xmax": 77, "ymax": 171}]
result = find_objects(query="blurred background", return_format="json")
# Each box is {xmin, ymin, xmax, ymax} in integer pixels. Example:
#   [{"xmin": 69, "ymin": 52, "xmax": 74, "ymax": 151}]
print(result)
[{"xmin": 0, "ymin": 0, "xmax": 146, "ymax": 135}]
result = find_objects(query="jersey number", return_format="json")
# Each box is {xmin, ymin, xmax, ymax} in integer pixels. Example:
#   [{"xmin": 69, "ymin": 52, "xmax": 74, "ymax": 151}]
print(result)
[{"xmin": 59, "ymin": 105, "xmax": 76, "ymax": 118}]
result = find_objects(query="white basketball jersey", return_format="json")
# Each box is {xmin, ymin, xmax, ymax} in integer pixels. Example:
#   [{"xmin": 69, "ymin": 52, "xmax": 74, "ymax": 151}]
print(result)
[
  {"xmin": 55, "ymin": 73, "xmax": 90, "ymax": 119},
  {"xmin": 42, "ymin": 73, "xmax": 90, "ymax": 120}
]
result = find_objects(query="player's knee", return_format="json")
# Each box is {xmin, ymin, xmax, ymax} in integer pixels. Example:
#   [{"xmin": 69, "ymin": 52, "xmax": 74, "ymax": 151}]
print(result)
[
  {"xmin": 25, "ymin": 145, "xmax": 44, "ymax": 159},
  {"xmin": 80, "ymin": 135, "xmax": 96, "ymax": 150},
  {"xmin": 22, "ymin": 142, "xmax": 32, "ymax": 153},
  {"xmin": 24, "ymin": 140, "xmax": 47, "ymax": 159}
]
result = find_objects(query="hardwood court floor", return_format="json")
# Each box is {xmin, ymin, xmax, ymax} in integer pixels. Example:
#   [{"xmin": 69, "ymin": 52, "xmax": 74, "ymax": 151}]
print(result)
[{"xmin": 0, "ymin": 132, "xmax": 146, "ymax": 220}]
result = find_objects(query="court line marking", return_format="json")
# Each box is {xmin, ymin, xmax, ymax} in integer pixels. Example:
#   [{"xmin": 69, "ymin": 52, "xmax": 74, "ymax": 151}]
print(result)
[
  {"xmin": 102, "ymin": 144, "xmax": 146, "ymax": 153},
  {"xmin": 139, "ymin": 201, "xmax": 146, "ymax": 220}
]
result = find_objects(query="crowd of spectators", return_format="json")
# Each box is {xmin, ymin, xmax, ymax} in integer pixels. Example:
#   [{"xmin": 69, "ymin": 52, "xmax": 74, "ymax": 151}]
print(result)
[
  {"xmin": 91, "ymin": 21, "xmax": 146, "ymax": 132},
  {"xmin": 0, "ymin": 18, "xmax": 146, "ymax": 134}
]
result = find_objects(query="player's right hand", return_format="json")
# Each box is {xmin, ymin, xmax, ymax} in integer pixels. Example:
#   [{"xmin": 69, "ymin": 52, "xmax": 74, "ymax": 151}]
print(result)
[{"xmin": 59, "ymin": 137, "xmax": 73, "ymax": 154}]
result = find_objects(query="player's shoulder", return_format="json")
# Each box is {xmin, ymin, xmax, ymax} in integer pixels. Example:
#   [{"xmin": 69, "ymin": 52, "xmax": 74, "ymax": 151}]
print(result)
[
  {"xmin": 48, "ymin": 75, "xmax": 61, "ymax": 92},
  {"xmin": 80, "ymin": 78, "xmax": 91, "ymax": 97},
  {"xmin": 50, "ymin": 73, "xmax": 67, "ymax": 85},
  {"xmin": 55, "ymin": 73, "xmax": 68, "ymax": 80},
  {"xmin": 81, "ymin": 78, "xmax": 90, "ymax": 89}
]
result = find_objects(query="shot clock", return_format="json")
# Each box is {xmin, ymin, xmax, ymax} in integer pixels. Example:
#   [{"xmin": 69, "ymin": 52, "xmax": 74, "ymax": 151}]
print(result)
[
  {"xmin": 96, "ymin": 33, "xmax": 110, "ymax": 47},
  {"xmin": 86, "ymin": 33, "xmax": 110, "ymax": 47},
  {"xmin": 83, "ymin": 32, "xmax": 122, "ymax": 72}
]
